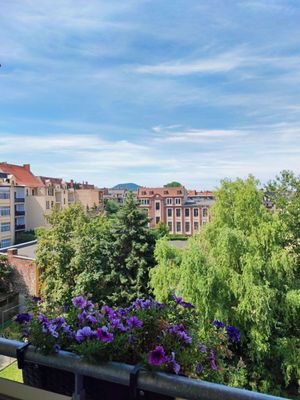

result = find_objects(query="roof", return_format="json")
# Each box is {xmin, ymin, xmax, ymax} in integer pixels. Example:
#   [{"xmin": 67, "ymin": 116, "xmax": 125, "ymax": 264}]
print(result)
[
  {"xmin": 0, "ymin": 163, "xmax": 43, "ymax": 187},
  {"xmin": 39, "ymin": 176, "xmax": 64, "ymax": 186},
  {"xmin": 138, "ymin": 187, "xmax": 186, "ymax": 197}
]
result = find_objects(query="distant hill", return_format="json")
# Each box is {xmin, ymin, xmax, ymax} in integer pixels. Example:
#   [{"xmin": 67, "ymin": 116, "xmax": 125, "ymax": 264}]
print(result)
[{"xmin": 112, "ymin": 183, "xmax": 140, "ymax": 191}]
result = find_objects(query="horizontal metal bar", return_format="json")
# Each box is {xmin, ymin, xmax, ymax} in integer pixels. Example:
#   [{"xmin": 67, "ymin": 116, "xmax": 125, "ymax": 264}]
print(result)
[{"xmin": 0, "ymin": 338, "xmax": 288, "ymax": 400}]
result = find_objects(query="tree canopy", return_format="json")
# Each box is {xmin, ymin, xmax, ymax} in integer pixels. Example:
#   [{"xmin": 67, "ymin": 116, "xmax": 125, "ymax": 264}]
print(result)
[
  {"xmin": 36, "ymin": 194, "xmax": 156, "ymax": 307},
  {"xmin": 150, "ymin": 175, "xmax": 300, "ymax": 395},
  {"xmin": 163, "ymin": 181, "xmax": 182, "ymax": 187}
]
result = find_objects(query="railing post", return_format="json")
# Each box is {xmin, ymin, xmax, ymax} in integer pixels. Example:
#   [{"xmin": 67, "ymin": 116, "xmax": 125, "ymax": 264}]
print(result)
[{"xmin": 72, "ymin": 373, "xmax": 85, "ymax": 400}]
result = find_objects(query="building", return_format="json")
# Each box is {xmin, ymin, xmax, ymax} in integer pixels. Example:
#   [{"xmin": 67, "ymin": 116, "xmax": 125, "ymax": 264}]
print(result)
[
  {"xmin": 0, "ymin": 170, "xmax": 26, "ymax": 249},
  {"xmin": 137, "ymin": 187, "xmax": 214, "ymax": 235},
  {"xmin": 0, "ymin": 163, "xmax": 104, "ymax": 237}
]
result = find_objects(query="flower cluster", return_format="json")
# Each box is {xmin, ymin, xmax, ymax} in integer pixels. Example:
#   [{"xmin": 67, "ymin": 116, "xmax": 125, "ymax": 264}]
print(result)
[{"xmin": 16, "ymin": 295, "xmax": 245, "ymax": 384}]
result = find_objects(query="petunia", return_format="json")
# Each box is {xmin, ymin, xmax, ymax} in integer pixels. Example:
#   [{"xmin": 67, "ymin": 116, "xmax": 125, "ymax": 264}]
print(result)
[
  {"xmin": 197, "ymin": 343, "xmax": 207, "ymax": 353},
  {"xmin": 226, "ymin": 325, "xmax": 241, "ymax": 343},
  {"xmin": 15, "ymin": 313, "xmax": 31, "ymax": 324},
  {"xmin": 167, "ymin": 352, "xmax": 180, "ymax": 374},
  {"xmin": 213, "ymin": 320, "xmax": 225, "ymax": 329},
  {"xmin": 210, "ymin": 350, "xmax": 217, "ymax": 370},
  {"xmin": 75, "ymin": 326, "xmax": 95, "ymax": 342},
  {"xmin": 195, "ymin": 362, "xmax": 203, "ymax": 374},
  {"xmin": 126, "ymin": 316, "xmax": 143, "ymax": 329},
  {"xmin": 148, "ymin": 345, "xmax": 167, "ymax": 366},
  {"xmin": 96, "ymin": 326, "xmax": 114, "ymax": 343},
  {"xmin": 72, "ymin": 296, "xmax": 87, "ymax": 309}
]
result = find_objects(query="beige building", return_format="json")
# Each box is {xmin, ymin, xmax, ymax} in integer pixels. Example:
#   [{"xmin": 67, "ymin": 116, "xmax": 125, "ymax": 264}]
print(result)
[{"xmin": 0, "ymin": 163, "xmax": 104, "ymax": 234}]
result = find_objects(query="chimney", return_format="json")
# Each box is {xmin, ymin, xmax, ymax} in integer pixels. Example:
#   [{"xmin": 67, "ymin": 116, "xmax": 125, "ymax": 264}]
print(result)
[{"xmin": 23, "ymin": 164, "xmax": 31, "ymax": 172}]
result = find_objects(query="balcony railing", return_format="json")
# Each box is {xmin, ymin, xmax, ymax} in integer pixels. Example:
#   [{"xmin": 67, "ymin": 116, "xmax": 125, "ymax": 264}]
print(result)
[
  {"xmin": 15, "ymin": 198, "xmax": 25, "ymax": 203},
  {"xmin": 15, "ymin": 224, "xmax": 26, "ymax": 231},
  {"xmin": 0, "ymin": 338, "xmax": 288, "ymax": 400},
  {"xmin": 15, "ymin": 210, "xmax": 25, "ymax": 216}
]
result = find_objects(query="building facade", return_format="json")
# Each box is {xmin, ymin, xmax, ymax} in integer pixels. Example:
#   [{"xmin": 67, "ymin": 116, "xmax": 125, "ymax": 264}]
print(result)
[
  {"xmin": 0, "ymin": 171, "xmax": 26, "ymax": 249},
  {"xmin": 137, "ymin": 187, "xmax": 214, "ymax": 236}
]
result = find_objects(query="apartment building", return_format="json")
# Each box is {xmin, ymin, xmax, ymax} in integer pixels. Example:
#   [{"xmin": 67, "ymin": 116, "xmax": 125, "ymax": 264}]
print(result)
[
  {"xmin": 137, "ymin": 187, "xmax": 214, "ymax": 236},
  {"xmin": 0, "ymin": 163, "xmax": 103, "ymax": 234},
  {"xmin": 0, "ymin": 171, "xmax": 26, "ymax": 249}
]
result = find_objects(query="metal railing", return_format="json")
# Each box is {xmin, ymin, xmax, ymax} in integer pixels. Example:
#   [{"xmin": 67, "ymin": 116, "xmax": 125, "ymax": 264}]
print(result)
[{"xmin": 0, "ymin": 338, "xmax": 289, "ymax": 400}]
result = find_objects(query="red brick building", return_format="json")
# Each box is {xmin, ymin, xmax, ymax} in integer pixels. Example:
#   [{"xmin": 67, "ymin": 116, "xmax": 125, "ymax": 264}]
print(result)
[{"xmin": 137, "ymin": 187, "xmax": 214, "ymax": 235}]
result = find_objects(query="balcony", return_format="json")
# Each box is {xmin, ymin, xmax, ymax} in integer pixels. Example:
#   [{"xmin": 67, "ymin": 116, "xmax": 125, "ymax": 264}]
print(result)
[
  {"xmin": 15, "ymin": 224, "xmax": 25, "ymax": 231},
  {"xmin": 14, "ymin": 198, "xmax": 25, "ymax": 203},
  {"xmin": 15, "ymin": 210, "xmax": 25, "ymax": 216},
  {"xmin": 0, "ymin": 338, "xmax": 287, "ymax": 400}
]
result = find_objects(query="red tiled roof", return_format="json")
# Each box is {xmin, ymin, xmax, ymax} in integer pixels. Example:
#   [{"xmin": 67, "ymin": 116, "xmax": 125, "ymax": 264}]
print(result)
[
  {"xmin": 0, "ymin": 163, "xmax": 44, "ymax": 187},
  {"xmin": 138, "ymin": 186, "xmax": 186, "ymax": 197},
  {"xmin": 39, "ymin": 176, "xmax": 64, "ymax": 185}
]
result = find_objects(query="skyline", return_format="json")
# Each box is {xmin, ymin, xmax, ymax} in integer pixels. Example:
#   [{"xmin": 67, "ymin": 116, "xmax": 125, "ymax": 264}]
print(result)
[{"xmin": 1, "ymin": 0, "xmax": 300, "ymax": 189}]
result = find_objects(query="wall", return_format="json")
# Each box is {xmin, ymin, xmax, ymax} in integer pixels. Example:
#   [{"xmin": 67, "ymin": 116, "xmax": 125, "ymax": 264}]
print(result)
[{"xmin": 5, "ymin": 248, "xmax": 38, "ymax": 296}]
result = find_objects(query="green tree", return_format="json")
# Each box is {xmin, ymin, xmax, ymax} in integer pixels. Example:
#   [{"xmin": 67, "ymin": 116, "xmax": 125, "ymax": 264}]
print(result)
[
  {"xmin": 152, "ymin": 221, "xmax": 169, "ymax": 240},
  {"xmin": 150, "ymin": 176, "xmax": 299, "ymax": 395},
  {"xmin": 104, "ymin": 199, "xmax": 120, "ymax": 217},
  {"xmin": 163, "ymin": 181, "xmax": 182, "ymax": 187},
  {"xmin": 106, "ymin": 192, "xmax": 156, "ymax": 305}
]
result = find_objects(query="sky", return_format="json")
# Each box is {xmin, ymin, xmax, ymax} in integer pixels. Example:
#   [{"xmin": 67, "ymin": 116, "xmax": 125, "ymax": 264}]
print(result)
[{"xmin": 1, "ymin": 0, "xmax": 300, "ymax": 189}]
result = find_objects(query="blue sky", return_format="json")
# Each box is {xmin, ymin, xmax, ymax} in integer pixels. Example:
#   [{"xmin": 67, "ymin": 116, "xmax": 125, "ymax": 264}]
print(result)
[{"xmin": 1, "ymin": 0, "xmax": 300, "ymax": 189}]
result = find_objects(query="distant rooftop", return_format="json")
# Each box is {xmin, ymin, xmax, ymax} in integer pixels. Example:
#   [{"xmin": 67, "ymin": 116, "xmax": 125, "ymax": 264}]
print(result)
[{"xmin": 0, "ymin": 162, "xmax": 43, "ymax": 187}]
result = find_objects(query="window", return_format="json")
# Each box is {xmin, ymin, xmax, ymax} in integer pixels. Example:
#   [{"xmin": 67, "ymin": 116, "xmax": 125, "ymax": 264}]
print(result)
[
  {"xmin": 155, "ymin": 202, "xmax": 160, "ymax": 210},
  {"xmin": 185, "ymin": 222, "xmax": 190, "ymax": 232},
  {"xmin": 203, "ymin": 208, "xmax": 208, "ymax": 218},
  {"xmin": 185, "ymin": 208, "xmax": 190, "ymax": 217},
  {"xmin": 0, "ymin": 207, "xmax": 10, "ymax": 216},
  {"xmin": 140, "ymin": 199, "xmax": 149, "ymax": 205},
  {"xmin": 176, "ymin": 222, "xmax": 181, "ymax": 232},
  {"xmin": 149, "ymin": 191, "xmax": 154, "ymax": 195},
  {"xmin": 177, "ymin": 190, "xmax": 182, "ymax": 194},
  {"xmin": 167, "ymin": 208, "xmax": 172, "ymax": 217},
  {"xmin": 194, "ymin": 221, "xmax": 199, "ymax": 231},
  {"xmin": 64, "ymin": 198, "xmax": 66, "ymax": 204},
  {"xmin": 168, "ymin": 222, "xmax": 172, "ymax": 232},
  {"xmin": 155, "ymin": 217, "xmax": 160, "ymax": 224},
  {"xmin": 175, "ymin": 198, "xmax": 181, "ymax": 205},
  {"xmin": 193, "ymin": 208, "xmax": 199, "ymax": 217},
  {"xmin": 163, "ymin": 190, "xmax": 169, "ymax": 195},
  {"xmin": 51, "ymin": 201, "xmax": 54, "ymax": 208},
  {"xmin": 0, "ymin": 239, "xmax": 11, "ymax": 248},
  {"xmin": 176, "ymin": 208, "xmax": 181, "ymax": 217},
  {"xmin": 166, "ymin": 198, "xmax": 172, "ymax": 205},
  {"xmin": 46, "ymin": 201, "xmax": 50, "ymax": 210},
  {"xmin": 0, "ymin": 188, "xmax": 10, "ymax": 200},
  {"xmin": 32, "ymin": 189, "xmax": 35, "ymax": 196},
  {"xmin": 1, "ymin": 222, "xmax": 10, "ymax": 232},
  {"xmin": 141, "ymin": 191, "xmax": 146, "ymax": 195}
]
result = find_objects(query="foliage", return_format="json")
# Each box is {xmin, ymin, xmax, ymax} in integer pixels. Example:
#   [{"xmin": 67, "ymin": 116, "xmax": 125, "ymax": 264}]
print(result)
[
  {"xmin": 14, "ymin": 230, "xmax": 36, "ymax": 245},
  {"xmin": 36, "ymin": 195, "xmax": 156, "ymax": 307},
  {"xmin": 150, "ymin": 176, "xmax": 300, "ymax": 396},
  {"xmin": 152, "ymin": 221, "xmax": 169, "ymax": 240},
  {"xmin": 104, "ymin": 199, "xmax": 120, "ymax": 217},
  {"xmin": 105, "ymin": 192, "xmax": 156, "ymax": 305},
  {"xmin": 163, "ymin": 181, "xmax": 182, "ymax": 188},
  {"xmin": 0, "ymin": 255, "xmax": 13, "ymax": 293},
  {"xmin": 16, "ymin": 295, "xmax": 246, "ymax": 386},
  {"xmin": 168, "ymin": 234, "xmax": 188, "ymax": 241}
]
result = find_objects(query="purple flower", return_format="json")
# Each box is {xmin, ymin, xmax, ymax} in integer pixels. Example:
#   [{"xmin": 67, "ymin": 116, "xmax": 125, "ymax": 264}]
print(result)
[
  {"xmin": 101, "ymin": 305, "xmax": 115, "ymax": 318},
  {"xmin": 37, "ymin": 313, "xmax": 49, "ymax": 324},
  {"xmin": 15, "ymin": 313, "xmax": 31, "ymax": 324},
  {"xmin": 177, "ymin": 330, "xmax": 192, "ymax": 344},
  {"xmin": 195, "ymin": 363, "xmax": 203, "ymax": 374},
  {"xmin": 226, "ymin": 325, "xmax": 240, "ymax": 343},
  {"xmin": 168, "ymin": 324, "xmax": 186, "ymax": 334},
  {"xmin": 52, "ymin": 316, "xmax": 65, "ymax": 326},
  {"xmin": 75, "ymin": 326, "xmax": 95, "ymax": 342},
  {"xmin": 167, "ymin": 352, "xmax": 180, "ymax": 374},
  {"xmin": 77, "ymin": 311, "xmax": 97, "ymax": 325},
  {"xmin": 86, "ymin": 300, "xmax": 94, "ymax": 311},
  {"xmin": 110, "ymin": 318, "xmax": 127, "ymax": 331},
  {"xmin": 42, "ymin": 323, "xmax": 59, "ymax": 338},
  {"xmin": 173, "ymin": 295, "xmax": 194, "ymax": 308},
  {"xmin": 197, "ymin": 343, "xmax": 207, "ymax": 353},
  {"xmin": 72, "ymin": 296, "xmax": 87, "ymax": 309},
  {"xmin": 210, "ymin": 350, "xmax": 217, "ymax": 370},
  {"xmin": 32, "ymin": 296, "xmax": 41, "ymax": 302},
  {"xmin": 96, "ymin": 326, "xmax": 114, "ymax": 343},
  {"xmin": 213, "ymin": 320, "xmax": 225, "ymax": 329},
  {"xmin": 148, "ymin": 345, "xmax": 167, "ymax": 366},
  {"xmin": 126, "ymin": 316, "xmax": 143, "ymax": 329}
]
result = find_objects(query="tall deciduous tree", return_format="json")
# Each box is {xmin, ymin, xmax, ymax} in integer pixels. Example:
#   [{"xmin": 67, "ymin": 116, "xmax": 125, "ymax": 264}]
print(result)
[
  {"xmin": 150, "ymin": 176, "xmax": 299, "ymax": 395},
  {"xmin": 106, "ymin": 192, "xmax": 156, "ymax": 305}
]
